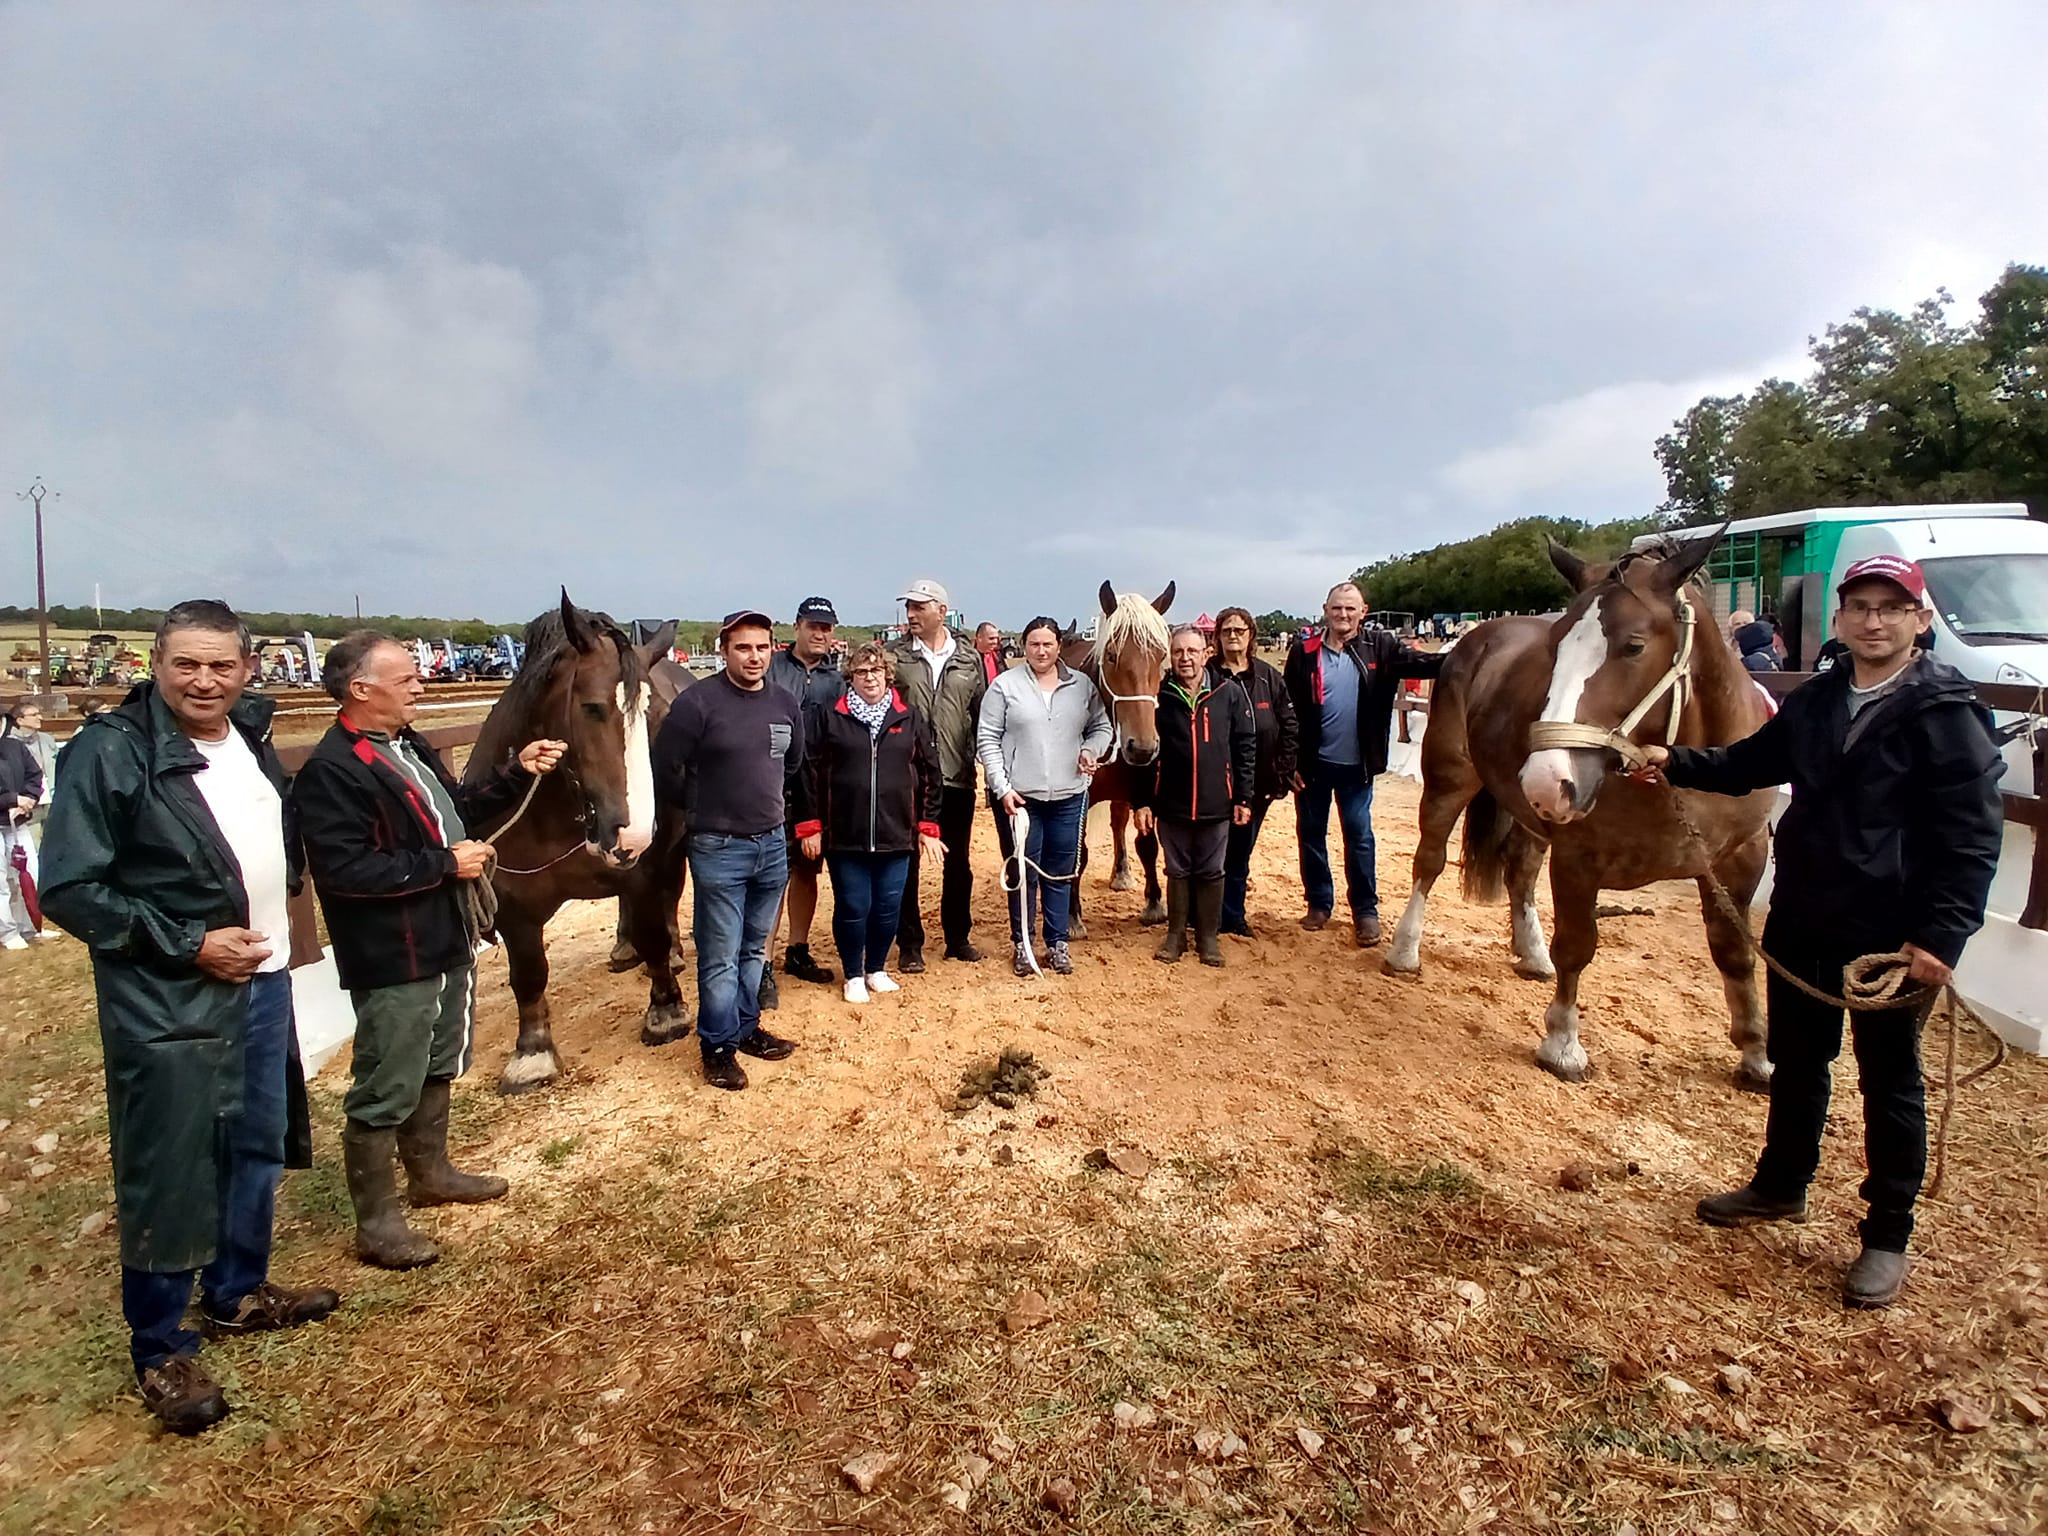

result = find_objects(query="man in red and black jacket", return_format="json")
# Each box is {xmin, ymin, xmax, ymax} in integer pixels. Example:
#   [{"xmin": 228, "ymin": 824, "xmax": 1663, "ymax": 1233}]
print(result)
[
  {"xmin": 292, "ymin": 631, "xmax": 563, "ymax": 1272},
  {"xmin": 1131, "ymin": 627, "xmax": 1257, "ymax": 967},
  {"xmin": 1281, "ymin": 582, "xmax": 1443, "ymax": 947}
]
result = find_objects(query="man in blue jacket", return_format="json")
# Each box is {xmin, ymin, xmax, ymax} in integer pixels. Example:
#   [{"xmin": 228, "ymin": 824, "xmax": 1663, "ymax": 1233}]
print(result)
[{"xmin": 1638, "ymin": 555, "xmax": 2004, "ymax": 1308}]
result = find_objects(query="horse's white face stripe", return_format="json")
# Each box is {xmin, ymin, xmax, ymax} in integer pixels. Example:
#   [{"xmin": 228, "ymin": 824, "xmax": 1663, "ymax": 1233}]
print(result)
[
  {"xmin": 617, "ymin": 680, "xmax": 654, "ymax": 856},
  {"xmin": 1539, "ymin": 600, "xmax": 1607, "ymax": 724}
]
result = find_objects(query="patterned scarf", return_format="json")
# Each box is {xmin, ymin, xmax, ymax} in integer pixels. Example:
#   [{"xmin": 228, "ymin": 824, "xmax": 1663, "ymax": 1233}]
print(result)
[{"xmin": 845, "ymin": 688, "xmax": 891, "ymax": 738}]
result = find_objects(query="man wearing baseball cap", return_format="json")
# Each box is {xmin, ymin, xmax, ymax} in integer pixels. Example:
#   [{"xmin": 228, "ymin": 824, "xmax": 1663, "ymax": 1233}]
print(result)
[
  {"xmin": 886, "ymin": 579, "xmax": 987, "ymax": 969},
  {"xmin": 652, "ymin": 609, "xmax": 805, "ymax": 1090},
  {"xmin": 1634, "ymin": 553, "xmax": 2004, "ymax": 1308},
  {"xmin": 766, "ymin": 597, "xmax": 845, "ymax": 994}
]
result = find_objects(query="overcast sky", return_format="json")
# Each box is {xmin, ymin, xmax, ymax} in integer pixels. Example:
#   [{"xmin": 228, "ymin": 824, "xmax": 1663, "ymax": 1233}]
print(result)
[{"xmin": 5, "ymin": 3, "xmax": 2045, "ymax": 630}]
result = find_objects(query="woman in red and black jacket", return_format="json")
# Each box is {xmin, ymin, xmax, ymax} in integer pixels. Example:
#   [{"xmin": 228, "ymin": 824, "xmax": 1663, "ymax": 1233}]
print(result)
[
  {"xmin": 792, "ymin": 641, "xmax": 943, "ymax": 1005},
  {"xmin": 1131, "ymin": 626, "xmax": 1256, "ymax": 967}
]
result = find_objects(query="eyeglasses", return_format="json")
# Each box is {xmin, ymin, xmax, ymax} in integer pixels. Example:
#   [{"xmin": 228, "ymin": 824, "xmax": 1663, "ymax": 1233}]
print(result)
[
  {"xmin": 1841, "ymin": 601, "xmax": 1920, "ymax": 622},
  {"xmin": 1218, "ymin": 625, "xmax": 1251, "ymax": 636}
]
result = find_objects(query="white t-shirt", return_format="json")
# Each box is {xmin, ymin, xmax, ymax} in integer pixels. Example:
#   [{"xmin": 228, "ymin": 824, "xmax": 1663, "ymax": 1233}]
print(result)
[
  {"xmin": 913, "ymin": 633, "xmax": 957, "ymax": 693},
  {"xmin": 191, "ymin": 727, "xmax": 291, "ymax": 974}
]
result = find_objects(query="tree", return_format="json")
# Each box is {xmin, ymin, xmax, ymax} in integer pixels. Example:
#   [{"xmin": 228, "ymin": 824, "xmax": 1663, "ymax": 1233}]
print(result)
[
  {"xmin": 1353, "ymin": 514, "xmax": 1664, "ymax": 617},
  {"xmin": 1657, "ymin": 265, "xmax": 2048, "ymax": 524}
]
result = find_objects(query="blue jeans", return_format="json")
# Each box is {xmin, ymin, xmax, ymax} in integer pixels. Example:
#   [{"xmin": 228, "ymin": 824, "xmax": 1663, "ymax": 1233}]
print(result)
[
  {"xmin": 827, "ymin": 851, "xmax": 912, "ymax": 978},
  {"xmin": 1296, "ymin": 759, "xmax": 1378, "ymax": 919},
  {"xmin": 122, "ymin": 969, "xmax": 292, "ymax": 1375},
  {"xmin": 1012, "ymin": 794, "xmax": 1086, "ymax": 945},
  {"xmin": 688, "ymin": 831, "xmax": 789, "ymax": 1048},
  {"xmin": 1221, "ymin": 799, "xmax": 1272, "ymax": 930}
]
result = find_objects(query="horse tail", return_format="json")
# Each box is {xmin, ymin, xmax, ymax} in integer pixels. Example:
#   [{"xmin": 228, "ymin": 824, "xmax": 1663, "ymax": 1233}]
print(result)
[{"xmin": 1460, "ymin": 789, "xmax": 1512, "ymax": 905}]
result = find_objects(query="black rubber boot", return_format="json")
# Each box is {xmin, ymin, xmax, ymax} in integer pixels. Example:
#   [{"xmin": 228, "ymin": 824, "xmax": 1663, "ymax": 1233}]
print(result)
[
  {"xmin": 1154, "ymin": 879, "xmax": 1189, "ymax": 963},
  {"xmin": 1695, "ymin": 1185, "xmax": 1809, "ymax": 1228},
  {"xmin": 343, "ymin": 1122, "xmax": 440, "ymax": 1269},
  {"xmin": 1193, "ymin": 877, "xmax": 1226, "ymax": 967},
  {"xmin": 397, "ymin": 1079, "xmax": 508, "ymax": 1207}
]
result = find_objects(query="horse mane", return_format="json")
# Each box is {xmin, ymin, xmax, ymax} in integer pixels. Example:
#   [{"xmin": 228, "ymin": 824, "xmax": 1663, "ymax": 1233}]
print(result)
[
  {"xmin": 1094, "ymin": 592, "xmax": 1170, "ymax": 662},
  {"xmin": 469, "ymin": 603, "xmax": 643, "ymax": 776}
]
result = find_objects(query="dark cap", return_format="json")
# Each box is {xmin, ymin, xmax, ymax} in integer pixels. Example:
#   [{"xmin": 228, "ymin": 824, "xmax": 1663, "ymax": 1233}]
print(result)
[
  {"xmin": 718, "ymin": 609, "xmax": 775, "ymax": 638},
  {"xmin": 795, "ymin": 596, "xmax": 839, "ymax": 625}
]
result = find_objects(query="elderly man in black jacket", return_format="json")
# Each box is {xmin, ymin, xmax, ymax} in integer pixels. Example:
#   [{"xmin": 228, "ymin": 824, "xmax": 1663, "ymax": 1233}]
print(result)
[
  {"xmin": 292, "ymin": 631, "xmax": 563, "ymax": 1269},
  {"xmin": 40, "ymin": 600, "xmax": 340, "ymax": 1436},
  {"xmin": 1638, "ymin": 555, "xmax": 2004, "ymax": 1309},
  {"xmin": 1282, "ymin": 582, "xmax": 1444, "ymax": 946}
]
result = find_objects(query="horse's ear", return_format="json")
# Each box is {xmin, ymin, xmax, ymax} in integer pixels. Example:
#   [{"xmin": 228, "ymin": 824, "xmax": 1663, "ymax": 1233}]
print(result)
[
  {"xmin": 1151, "ymin": 582, "xmax": 1176, "ymax": 615},
  {"xmin": 1649, "ymin": 525, "xmax": 1725, "ymax": 595},
  {"xmin": 1099, "ymin": 581, "xmax": 1117, "ymax": 617},
  {"xmin": 560, "ymin": 589, "xmax": 595, "ymax": 652},
  {"xmin": 635, "ymin": 620, "xmax": 677, "ymax": 669},
  {"xmin": 1547, "ymin": 539, "xmax": 1596, "ymax": 593}
]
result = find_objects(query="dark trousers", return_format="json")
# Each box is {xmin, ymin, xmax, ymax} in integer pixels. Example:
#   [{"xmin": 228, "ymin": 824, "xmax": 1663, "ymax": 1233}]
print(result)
[
  {"xmin": 1751, "ymin": 924, "xmax": 1930, "ymax": 1252},
  {"xmin": 898, "ymin": 783, "xmax": 976, "ymax": 957},
  {"xmin": 1221, "ymin": 799, "xmax": 1272, "ymax": 929},
  {"xmin": 122, "ymin": 970, "xmax": 292, "ymax": 1375},
  {"xmin": 827, "ymin": 851, "xmax": 912, "ymax": 978},
  {"xmin": 1296, "ymin": 759, "xmax": 1378, "ymax": 918},
  {"xmin": 989, "ymin": 792, "xmax": 1017, "ymax": 869}
]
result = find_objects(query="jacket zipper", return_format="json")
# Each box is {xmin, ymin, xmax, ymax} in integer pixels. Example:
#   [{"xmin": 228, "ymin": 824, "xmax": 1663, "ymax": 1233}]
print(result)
[{"xmin": 868, "ymin": 727, "xmax": 880, "ymax": 851}]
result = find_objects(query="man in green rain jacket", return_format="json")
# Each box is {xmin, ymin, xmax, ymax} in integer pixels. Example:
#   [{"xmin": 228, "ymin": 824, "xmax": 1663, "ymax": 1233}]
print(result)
[{"xmin": 40, "ymin": 601, "xmax": 341, "ymax": 1436}]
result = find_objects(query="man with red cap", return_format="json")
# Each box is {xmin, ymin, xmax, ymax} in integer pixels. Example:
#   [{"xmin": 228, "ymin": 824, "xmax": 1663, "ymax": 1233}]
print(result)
[{"xmin": 1635, "ymin": 554, "xmax": 2004, "ymax": 1308}]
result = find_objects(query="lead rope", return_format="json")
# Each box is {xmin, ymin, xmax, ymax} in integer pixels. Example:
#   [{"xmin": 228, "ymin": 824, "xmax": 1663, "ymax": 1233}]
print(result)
[
  {"xmin": 460, "ymin": 762, "xmax": 550, "ymax": 943},
  {"xmin": 1666, "ymin": 793, "xmax": 2004, "ymax": 1201},
  {"xmin": 999, "ymin": 802, "xmax": 1084, "ymax": 978}
]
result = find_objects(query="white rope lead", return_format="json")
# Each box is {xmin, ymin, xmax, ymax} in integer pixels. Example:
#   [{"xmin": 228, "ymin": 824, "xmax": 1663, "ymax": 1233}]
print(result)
[{"xmin": 999, "ymin": 803, "xmax": 1083, "ymax": 979}]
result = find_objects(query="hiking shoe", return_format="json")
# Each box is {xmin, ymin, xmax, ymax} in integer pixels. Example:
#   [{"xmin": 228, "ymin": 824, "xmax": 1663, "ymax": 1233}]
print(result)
[
  {"xmin": 1696, "ymin": 1186, "xmax": 1809, "ymax": 1228},
  {"xmin": 735, "ymin": 1026, "xmax": 797, "ymax": 1061},
  {"xmin": 1300, "ymin": 908, "xmax": 1330, "ymax": 932},
  {"xmin": 1047, "ymin": 941, "xmax": 1074, "ymax": 976},
  {"xmin": 200, "ymin": 1280, "xmax": 342, "ymax": 1339},
  {"xmin": 945, "ymin": 942, "xmax": 985, "ymax": 963},
  {"xmin": 1013, "ymin": 943, "xmax": 1035, "ymax": 977},
  {"xmin": 1844, "ymin": 1248, "xmax": 1910, "ymax": 1309},
  {"xmin": 898, "ymin": 947, "xmax": 926, "ymax": 974},
  {"xmin": 865, "ymin": 971, "xmax": 900, "ymax": 993},
  {"xmin": 701, "ymin": 1044, "xmax": 748, "ymax": 1091},
  {"xmin": 139, "ymin": 1355, "xmax": 230, "ymax": 1437},
  {"xmin": 1353, "ymin": 913, "xmax": 1382, "ymax": 947},
  {"xmin": 783, "ymin": 944, "xmax": 835, "ymax": 984}
]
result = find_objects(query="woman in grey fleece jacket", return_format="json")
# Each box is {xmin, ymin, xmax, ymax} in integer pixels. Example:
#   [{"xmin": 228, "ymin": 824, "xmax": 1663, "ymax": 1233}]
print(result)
[{"xmin": 976, "ymin": 617, "xmax": 1113, "ymax": 975}]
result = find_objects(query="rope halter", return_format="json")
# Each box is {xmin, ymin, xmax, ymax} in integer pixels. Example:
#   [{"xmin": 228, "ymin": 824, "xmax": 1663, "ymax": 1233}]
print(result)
[{"xmin": 1525, "ymin": 591, "xmax": 1698, "ymax": 771}]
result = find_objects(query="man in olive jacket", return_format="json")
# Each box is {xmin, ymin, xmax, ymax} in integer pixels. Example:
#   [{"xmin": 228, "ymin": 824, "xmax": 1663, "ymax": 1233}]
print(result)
[
  {"xmin": 885, "ymin": 579, "xmax": 988, "ymax": 969},
  {"xmin": 40, "ymin": 601, "xmax": 340, "ymax": 1437}
]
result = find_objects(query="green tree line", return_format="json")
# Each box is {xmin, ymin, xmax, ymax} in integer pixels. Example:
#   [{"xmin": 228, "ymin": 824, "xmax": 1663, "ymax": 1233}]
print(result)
[{"xmin": 1353, "ymin": 515, "xmax": 1664, "ymax": 616}]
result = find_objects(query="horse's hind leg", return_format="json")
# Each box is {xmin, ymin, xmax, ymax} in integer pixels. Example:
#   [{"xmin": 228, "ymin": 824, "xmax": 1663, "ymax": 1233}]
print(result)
[
  {"xmin": 1109, "ymin": 801, "xmax": 1136, "ymax": 892},
  {"xmin": 1136, "ymin": 826, "xmax": 1165, "ymax": 926},
  {"xmin": 1701, "ymin": 831, "xmax": 1771, "ymax": 1093},
  {"xmin": 631, "ymin": 880, "xmax": 692, "ymax": 1048},
  {"xmin": 1506, "ymin": 829, "xmax": 1554, "ymax": 981},
  {"xmin": 498, "ymin": 910, "xmax": 561, "ymax": 1094},
  {"xmin": 607, "ymin": 899, "xmax": 640, "ymax": 973},
  {"xmin": 1534, "ymin": 861, "xmax": 1599, "ymax": 1082},
  {"xmin": 1385, "ymin": 773, "xmax": 1475, "ymax": 975}
]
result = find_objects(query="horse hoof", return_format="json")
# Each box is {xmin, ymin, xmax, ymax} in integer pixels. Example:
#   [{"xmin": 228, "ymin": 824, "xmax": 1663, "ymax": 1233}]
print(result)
[
  {"xmin": 1068, "ymin": 917, "xmax": 1089, "ymax": 941},
  {"xmin": 1382, "ymin": 955, "xmax": 1420, "ymax": 978},
  {"xmin": 1513, "ymin": 961, "xmax": 1556, "ymax": 982},
  {"xmin": 1139, "ymin": 901, "xmax": 1167, "ymax": 926},
  {"xmin": 1534, "ymin": 1052, "xmax": 1590, "ymax": 1085},
  {"xmin": 606, "ymin": 943, "xmax": 642, "ymax": 975},
  {"xmin": 1109, "ymin": 870, "xmax": 1137, "ymax": 893},
  {"xmin": 497, "ymin": 1052, "xmax": 560, "ymax": 1096},
  {"xmin": 1734, "ymin": 1063, "xmax": 1772, "ymax": 1095},
  {"xmin": 641, "ymin": 1006, "xmax": 693, "ymax": 1047}
]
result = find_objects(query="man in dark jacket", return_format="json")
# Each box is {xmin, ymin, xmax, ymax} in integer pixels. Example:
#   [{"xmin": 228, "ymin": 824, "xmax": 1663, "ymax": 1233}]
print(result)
[
  {"xmin": 40, "ymin": 600, "xmax": 340, "ymax": 1436},
  {"xmin": 293, "ymin": 631, "xmax": 564, "ymax": 1268},
  {"xmin": 0, "ymin": 725, "xmax": 43, "ymax": 948},
  {"xmin": 1732, "ymin": 617, "xmax": 1782, "ymax": 673},
  {"xmin": 1282, "ymin": 583, "xmax": 1444, "ymax": 946},
  {"xmin": 886, "ymin": 579, "xmax": 988, "ymax": 969},
  {"xmin": 1638, "ymin": 555, "xmax": 2004, "ymax": 1309},
  {"xmin": 1133, "ymin": 627, "xmax": 1257, "ymax": 967},
  {"xmin": 767, "ymin": 596, "xmax": 844, "ymax": 991},
  {"xmin": 1213, "ymin": 606, "xmax": 1297, "ymax": 938}
]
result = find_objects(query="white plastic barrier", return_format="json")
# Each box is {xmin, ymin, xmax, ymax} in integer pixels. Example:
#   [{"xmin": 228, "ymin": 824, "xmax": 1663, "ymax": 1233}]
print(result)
[{"xmin": 290, "ymin": 950, "xmax": 357, "ymax": 1078}]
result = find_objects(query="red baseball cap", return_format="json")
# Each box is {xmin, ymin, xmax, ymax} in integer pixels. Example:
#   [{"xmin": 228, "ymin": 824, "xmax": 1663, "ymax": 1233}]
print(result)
[{"xmin": 1838, "ymin": 554, "xmax": 1928, "ymax": 606}]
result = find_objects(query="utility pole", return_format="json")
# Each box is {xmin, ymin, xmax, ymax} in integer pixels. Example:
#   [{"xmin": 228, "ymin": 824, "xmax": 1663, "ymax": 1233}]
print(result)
[{"xmin": 15, "ymin": 478, "xmax": 57, "ymax": 697}]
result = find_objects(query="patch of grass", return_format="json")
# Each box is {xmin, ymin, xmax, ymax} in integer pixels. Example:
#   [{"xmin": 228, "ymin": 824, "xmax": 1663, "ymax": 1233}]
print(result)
[
  {"xmin": 363, "ymin": 1487, "xmax": 441, "ymax": 1535},
  {"xmin": 1558, "ymin": 1417, "xmax": 1807, "ymax": 1472},
  {"xmin": 288, "ymin": 1160, "xmax": 352, "ymax": 1226},
  {"xmin": 536, "ymin": 1134, "xmax": 583, "ymax": 1167},
  {"xmin": 1318, "ymin": 1140, "xmax": 1482, "ymax": 1207}
]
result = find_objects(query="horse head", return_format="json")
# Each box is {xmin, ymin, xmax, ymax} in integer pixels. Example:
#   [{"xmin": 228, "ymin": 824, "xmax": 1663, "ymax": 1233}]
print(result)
[
  {"xmin": 1094, "ymin": 579, "xmax": 1175, "ymax": 766},
  {"xmin": 1519, "ymin": 529, "xmax": 1724, "ymax": 823},
  {"xmin": 493, "ymin": 592, "xmax": 671, "ymax": 868}
]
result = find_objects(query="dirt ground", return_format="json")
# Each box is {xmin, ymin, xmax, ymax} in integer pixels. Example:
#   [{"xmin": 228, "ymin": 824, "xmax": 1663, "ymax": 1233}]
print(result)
[{"xmin": 2, "ymin": 777, "xmax": 2044, "ymax": 1535}]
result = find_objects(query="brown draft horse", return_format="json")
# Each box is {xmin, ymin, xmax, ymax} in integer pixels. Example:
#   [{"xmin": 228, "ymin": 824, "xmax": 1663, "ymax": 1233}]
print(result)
[
  {"xmin": 1061, "ymin": 581, "xmax": 1175, "ymax": 938},
  {"xmin": 1383, "ymin": 532, "xmax": 1776, "ymax": 1090},
  {"xmin": 464, "ymin": 594, "xmax": 691, "ymax": 1093}
]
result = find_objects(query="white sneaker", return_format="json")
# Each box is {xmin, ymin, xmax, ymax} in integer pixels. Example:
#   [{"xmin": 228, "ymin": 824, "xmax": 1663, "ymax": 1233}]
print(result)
[
  {"xmin": 0, "ymin": 934, "xmax": 27, "ymax": 951},
  {"xmin": 866, "ymin": 971, "xmax": 900, "ymax": 993},
  {"xmin": 843, "ymin": 977, "xmax": 870, "ymax": 1004}
]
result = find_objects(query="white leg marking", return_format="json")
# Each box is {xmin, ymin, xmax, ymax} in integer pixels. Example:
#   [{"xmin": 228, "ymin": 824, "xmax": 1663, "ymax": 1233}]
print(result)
[
  {"xmin": 1386, "ymin": 881, "xmax": 1430, "ymax": 972},
  {"xmin": 1536, "ymin": 997, "xmax": 1589, "ymax": 1079},
  {"xmin": 500, "ymin": 1050, "xmax": 558, "ymax": 1086},
  {"xmin": 1511, "ymin": 897, "xmax": 1554, "ymax": 978}
]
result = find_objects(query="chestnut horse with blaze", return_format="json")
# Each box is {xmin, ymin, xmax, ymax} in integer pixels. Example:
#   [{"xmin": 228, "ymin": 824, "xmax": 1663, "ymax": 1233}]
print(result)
[{"xmin": 1384, "ymin": 531, "xmax": 1776, "ymax": 1090}]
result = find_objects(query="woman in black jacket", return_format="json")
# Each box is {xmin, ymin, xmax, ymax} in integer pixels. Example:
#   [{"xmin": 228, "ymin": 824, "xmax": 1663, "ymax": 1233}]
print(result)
[
  {"xmin": 794, "ymin": 642, "xmax": 943, "ymax": 1005},
  {"xmin": 1211, "ymin": 606, "xmax": 1297, "ymax": 937}
]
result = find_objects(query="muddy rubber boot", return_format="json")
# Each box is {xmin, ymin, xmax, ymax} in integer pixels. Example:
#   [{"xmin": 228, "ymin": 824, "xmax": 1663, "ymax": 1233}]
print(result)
[
  {"xmin": 397, "ymin": 1079, "xmax": 508, "ymax": 1207},
  {"xmin": 1154, "ymin": 879, "xmax": 1189, "ymax": 963},
  {"xmin": 1193, "ymin": 877, "xmax": 1226, "ymax": 967},
  {"xmin": 343, "ymin": 1121, "xmax": 440, "ymax": 1269}
]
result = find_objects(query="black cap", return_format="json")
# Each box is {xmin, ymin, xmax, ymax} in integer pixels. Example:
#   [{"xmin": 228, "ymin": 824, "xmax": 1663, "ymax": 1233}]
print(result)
[
  {"xmin": 718, "ymin": 609, "xmax": 774, "ymax": 637},
  {"xmin": 795, "ymin": 596, "xmax": 839, "ymax": 624}
]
